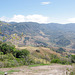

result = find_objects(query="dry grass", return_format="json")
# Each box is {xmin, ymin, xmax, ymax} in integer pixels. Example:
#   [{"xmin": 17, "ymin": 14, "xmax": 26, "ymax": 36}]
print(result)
[
  {"xmin": 16, "ymin": 46, "xmax": 61, "ymax": 57},
  {"xmin": 16, "ymin": 46, "xmax": 61, "ymax": 64}
]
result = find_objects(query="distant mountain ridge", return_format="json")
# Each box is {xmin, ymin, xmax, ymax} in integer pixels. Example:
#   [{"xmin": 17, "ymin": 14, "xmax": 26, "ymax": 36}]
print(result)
[{"xmin": 0, "ymin": 21, "xmax": 75, "ymax": 49}]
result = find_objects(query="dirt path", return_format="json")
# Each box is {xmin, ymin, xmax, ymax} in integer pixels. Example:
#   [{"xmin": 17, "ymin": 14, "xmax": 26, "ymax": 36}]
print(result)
[{"xmin": 0, "ymin": 64, "xmax": 72, "ymax": 75}]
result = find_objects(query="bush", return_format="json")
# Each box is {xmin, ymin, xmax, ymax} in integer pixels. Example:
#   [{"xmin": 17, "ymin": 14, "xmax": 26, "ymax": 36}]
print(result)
[
  {"xmin": 4, "ymin": 60, "xmax": 18, "ymax": 67},
  {"xmin": 0, "ymin": 41, "xmax": 2, "ymax": 44},
  {"xmin": 0, "ymin": 43, "xmax": 15, "ymax": 54},
  {"xmin": 60, "ymin": 57, "xmax": 71, "ymax": 64},
  {"xmin": 51, "ymin": 59, "xmax": 60, "ymax": 63},
  {"xmin": 0, "ymin": 52, "xmax": 3, "ymax": 55},
  {"xmin": 0, "ymin": 54, "xmax": 15, "ymax": 61},
  {"xmin": 16, "ymin": 49, "xmax": 30, "ymax": 58},
  {"xmin": 51, "ymin": 57, "xmax": 71, "ymax": 64},
  {"xmin": 0, "ymin": 54, "xmax": 19, "ymax": 67},
  {"xmin": 71, "ymin": 55, "xmax": 75, "ymax": 63}
]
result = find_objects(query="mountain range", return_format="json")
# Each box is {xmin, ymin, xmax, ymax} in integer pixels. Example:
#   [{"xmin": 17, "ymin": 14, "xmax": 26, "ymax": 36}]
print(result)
[{"xmin": 0, "ymin": 21, "xmax": 75, "ymax": 49}]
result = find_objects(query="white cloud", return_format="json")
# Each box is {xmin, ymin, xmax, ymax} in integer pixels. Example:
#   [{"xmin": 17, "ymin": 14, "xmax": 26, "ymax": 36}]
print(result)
[
  {"xmin": 1, "ymin": 15, "xmax": 75, "ymax": 24},
  {"xmin": 0, "ymin": 14, "xmax": 50, "ymax": 23},
  {"xmin": 9, "ymin": 15, "xmax": 25, "ymax": 22},
  {"xmin": 25, "ymin": 14, "xmax": 50, "ymax": 23},
  {"xmin": 41, "ymin": 1, "xmax": 51, "ymax": 5},
  {"xmin": 68, "ymin": 18, "xmax": 75, "ymax": 23}
]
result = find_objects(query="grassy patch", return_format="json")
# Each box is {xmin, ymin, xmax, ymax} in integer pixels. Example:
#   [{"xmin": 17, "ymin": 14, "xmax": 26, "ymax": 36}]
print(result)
[
  {"xmin": 0, "ymin": 70, "xmax": 20, "ymax": 75},
  {"xmin": 29, "ymin": 63, "xmax": 51, "ymax": 67},
  {"xmin": 0, "ymin": 71, "xmax": 4, "ymax": 75}
]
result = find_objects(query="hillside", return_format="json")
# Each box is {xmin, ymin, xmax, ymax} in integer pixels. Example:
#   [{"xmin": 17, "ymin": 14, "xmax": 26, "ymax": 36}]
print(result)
[
  {"xmin": 0, "ymin": 41, "xmax": 75, "ymax": 75},
  {"xmin": 0, "ymin": 41, "xmax": 73, "ymax": 68},
  {"xmin": 0, "ymin": 21, "xmax": 75, "ymax": 49}
]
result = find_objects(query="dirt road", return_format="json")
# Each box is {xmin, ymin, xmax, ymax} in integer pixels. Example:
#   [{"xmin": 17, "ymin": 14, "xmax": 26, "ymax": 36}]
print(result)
[{"xmin": 0, "ymin": 64, "xmax": 72, "ymax": 75}]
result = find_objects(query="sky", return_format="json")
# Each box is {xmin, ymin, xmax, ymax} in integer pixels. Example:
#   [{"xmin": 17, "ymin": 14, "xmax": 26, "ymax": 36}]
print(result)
[{"xmin": 0, "ymin": 0, "xmax": 75, "ymax": 24}]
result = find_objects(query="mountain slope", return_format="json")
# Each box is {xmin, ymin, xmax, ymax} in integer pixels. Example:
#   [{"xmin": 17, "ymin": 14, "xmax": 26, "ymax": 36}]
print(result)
[{"xmin": 0, "ymin": 21, "xmax": 75, "ymax": 49}]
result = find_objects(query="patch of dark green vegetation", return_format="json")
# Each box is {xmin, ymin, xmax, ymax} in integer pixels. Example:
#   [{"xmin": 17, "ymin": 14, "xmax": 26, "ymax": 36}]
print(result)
[
  {"xmin": 0, "ymin": 41, "xmax": 34, "ymax": 67},
  {"xmin": 56, "ymin": 38, "xmax": 70, "ymax": 47},
  {"xmin": 56, "ymin": 48, "xmax": 66, "ymax": 53}
]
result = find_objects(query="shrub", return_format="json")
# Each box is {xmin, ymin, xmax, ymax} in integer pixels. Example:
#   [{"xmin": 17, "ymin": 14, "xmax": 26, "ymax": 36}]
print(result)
[
  {"xmin": 16, "ymin": 49, "xmax": 30, "ymax": 58},
  {"xmin": 71, "ymin": 55, "xmax": 75, "ymax": 63},
  {"xmin": 4, "ymin": 60, "xmax": 18, "ymax": 67},
  {"xmin": 0, "ymin": 54, "xmax": 18, "ymax": 67},
  {"xmin": 0, "ymin": 41, "xmax": 2, "ymax": 44},
  {"xmin": 51, "ymin": 57, "xmax": 71, "ymax": 64},
  {"xmin": 0, "ymin": 53, "xmax": 15, "ymax": 61},
  {"xmin": 0, "ymin": 43, "xmax": 15, "ymax": 54},
  {"xmin": 51, "ymin": 59, "xmax": 60, "ymax": 63},
  {"xmin": 60, "ymin": 57, "xmax": 71, "ymax": 64},
  {"xmin": 0, "ymin": 52, "xmax": 3, "ymax": 55}
]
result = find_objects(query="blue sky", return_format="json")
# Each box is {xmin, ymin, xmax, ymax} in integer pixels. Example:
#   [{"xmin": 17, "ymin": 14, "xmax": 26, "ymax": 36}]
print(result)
[{"xmin": 0, "ymin": 0, "xmax": 75, "ymax": 24}]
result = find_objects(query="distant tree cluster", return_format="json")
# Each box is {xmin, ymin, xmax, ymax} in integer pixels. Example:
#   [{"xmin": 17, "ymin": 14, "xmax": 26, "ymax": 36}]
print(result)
[
  {"xmin": 56, "ymin": 39, "xmax": 70, "ymax": 46},
  {"xmin": 56, "ymin": 48, "xmax": 66, "ymax": 53}
]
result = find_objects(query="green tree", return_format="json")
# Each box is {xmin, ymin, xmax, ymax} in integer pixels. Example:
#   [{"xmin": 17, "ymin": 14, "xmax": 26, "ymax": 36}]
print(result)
[
  {"xmin": 1, "ymin": 43, "xmax": 15, "ymax": 54},
  {"xmin": 16, "ymin": 49, "xmax": 30, "ymax": 58}
]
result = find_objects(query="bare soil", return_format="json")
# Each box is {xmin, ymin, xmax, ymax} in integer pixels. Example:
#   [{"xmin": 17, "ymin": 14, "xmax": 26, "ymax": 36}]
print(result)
[{"xmin": 0, "ymin": 64, "xmax": 72, "ymax": 75}]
